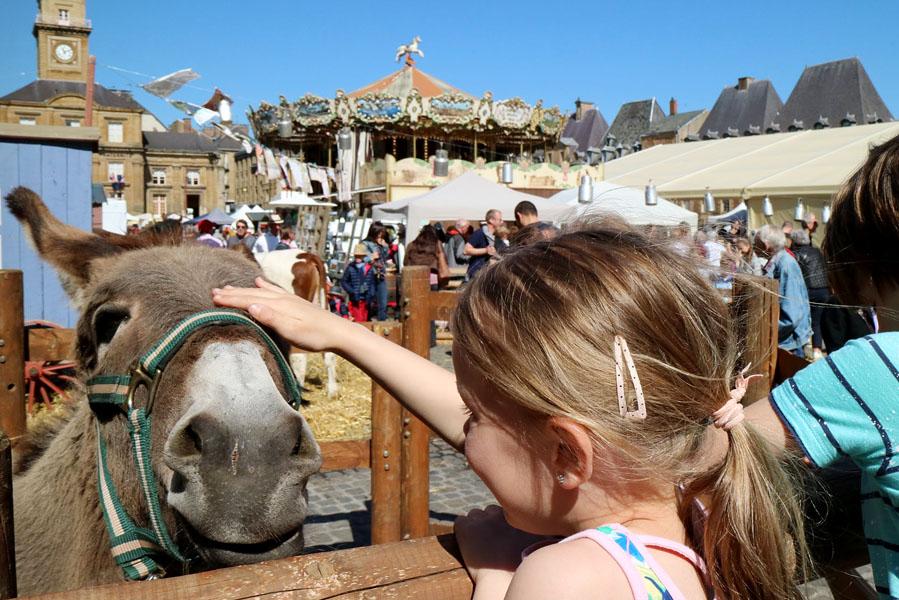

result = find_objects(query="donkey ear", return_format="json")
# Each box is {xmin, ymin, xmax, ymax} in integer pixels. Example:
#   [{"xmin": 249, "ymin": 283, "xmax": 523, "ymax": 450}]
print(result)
[{"xmin": 4, "ymin": 186, "xmax": 122, "ymax": 301}]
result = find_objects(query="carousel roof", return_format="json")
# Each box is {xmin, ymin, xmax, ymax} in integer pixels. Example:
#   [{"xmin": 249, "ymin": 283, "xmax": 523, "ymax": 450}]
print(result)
[
  {"xmin": 348, "ymin": 66, "xmax": 473, "ymax": 100},
  {"xmin": 248, "ymin": 62, "xmax": 566, "ymax": 146}
]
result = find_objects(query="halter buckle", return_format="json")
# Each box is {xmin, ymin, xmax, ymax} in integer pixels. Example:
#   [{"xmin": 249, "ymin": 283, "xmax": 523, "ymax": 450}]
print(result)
[{"xmin": 127, "ymin": 364, "xmax": 162, "ymax": 415}]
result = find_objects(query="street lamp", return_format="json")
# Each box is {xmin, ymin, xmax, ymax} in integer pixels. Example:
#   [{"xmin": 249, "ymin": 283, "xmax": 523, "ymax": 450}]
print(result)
[
  {"xmin": 578, "ymin": 175, "xmax": 593, "ymax": 204},
  {"xmin": 434, "ymin": 148, "xmax": 449, "ymax": 177},
  {"xmin": 500, "ymin": 162, "xmax": 514, "ymax": 184},
  {"xmin": 703, "ymin": 190, "xmax": 715, "ymax": 213},
  {"xmin": 793, "ymin": 199, "xmax": 805, "ymax": 221},
  {"xmin": 644, "ymin": 182, "xmax": 658, "ymax": 206}
]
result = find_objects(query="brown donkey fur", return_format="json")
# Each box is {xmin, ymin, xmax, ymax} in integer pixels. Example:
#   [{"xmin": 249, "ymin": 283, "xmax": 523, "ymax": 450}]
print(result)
[{"xmin": 6, "ymin": 187, "xmax": 322, "ymax": 594}]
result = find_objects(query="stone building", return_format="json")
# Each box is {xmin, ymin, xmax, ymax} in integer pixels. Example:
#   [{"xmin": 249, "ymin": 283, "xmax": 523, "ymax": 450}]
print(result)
[{"xmin": 0, "ymin": 0, "xmax": 234, "ymax": 216}]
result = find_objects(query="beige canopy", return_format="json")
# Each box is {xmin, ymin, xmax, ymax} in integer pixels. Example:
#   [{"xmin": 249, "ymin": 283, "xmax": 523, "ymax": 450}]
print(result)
[{"xmin": 603, "ymin": 122, "xmax": 899, "ymax": 200}]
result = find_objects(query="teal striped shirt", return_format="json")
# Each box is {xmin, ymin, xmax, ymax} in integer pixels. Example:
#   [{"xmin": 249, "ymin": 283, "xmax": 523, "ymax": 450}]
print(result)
[{"xmin": 770, "ymin": 333, "xmax": 899, "ymax": 599}]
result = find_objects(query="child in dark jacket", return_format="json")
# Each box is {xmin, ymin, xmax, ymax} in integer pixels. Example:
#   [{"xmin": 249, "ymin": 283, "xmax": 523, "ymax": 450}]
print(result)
[{"xmin": 340, "ymin": 244, "xmax": 376, "ymax": 322}]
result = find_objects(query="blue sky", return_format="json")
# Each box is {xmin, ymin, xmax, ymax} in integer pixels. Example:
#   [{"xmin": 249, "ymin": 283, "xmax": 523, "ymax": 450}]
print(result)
[{"xmin": 2, "ymin": 1, "xmax": 897, "ymax": 130}]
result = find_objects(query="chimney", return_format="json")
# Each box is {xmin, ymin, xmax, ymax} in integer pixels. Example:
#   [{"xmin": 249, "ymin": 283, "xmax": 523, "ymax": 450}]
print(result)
[
  {"xmin": 737, "ymin": 76, "xmax": 755, "ymax": 90},
  {"xmin": 575, "ymin": 98, "xmax": 594, "ymax": 120},
  {"xmin": 183, "ymin": 118, "xmax": 192, "ymax": 132},
  {"xmin": 669, "ymin": 97, "xmax": 677, "ymax": 116}
]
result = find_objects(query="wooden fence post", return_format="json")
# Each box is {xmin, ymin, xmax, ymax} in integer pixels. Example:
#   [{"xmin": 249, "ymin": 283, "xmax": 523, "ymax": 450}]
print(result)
[
  {"xmin": 0, "ymin": 431, "xmax": 14, "ymax": 599},
  {"xmin": 732, "ymin": 274, "xmax": 779, "ymax": 403},
  {"xmin": 0, "ymin": 271, "xmax": 25, "ymax": 442},
  {"xmin": 400, "ymin": 266, "xmax": 431, "ymax": 539},
  {"xmin": 370, "ymin": 324, "xmax": 404, "ymax": 545}
]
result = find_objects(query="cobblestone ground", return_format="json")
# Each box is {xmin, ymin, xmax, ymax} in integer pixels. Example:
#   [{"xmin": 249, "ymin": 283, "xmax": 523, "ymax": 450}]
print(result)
[{"xmin": 302, "ymin": 344, "xmax": 870, "ymax": 598}]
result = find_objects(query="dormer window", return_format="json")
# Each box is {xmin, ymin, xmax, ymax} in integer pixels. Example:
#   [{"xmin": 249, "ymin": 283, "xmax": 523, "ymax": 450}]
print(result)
[
  {"xmin": 866, "ymin": 112, "xmax": 882, "ymax": 124},
  {"xmin": 841, "ymin": 113, "xmax": 858, "ymax": 127},
  {"xmin": 58, "ymin": 9, "xmax": 69, "ymax": 24},
  {"xmin": 788, "ymin": 119, "xmax": 804, "ymax": 132},
  {"xmin": 813, "ymin": 116, "xmax": 830, "ymax": 130},
  {"xmin": 766, "ymin": 122, "xmax": 782, "ymax": 134},
  {"xmin": 744, "ymin": 125, "xmax": 761, "ymax": 136}
]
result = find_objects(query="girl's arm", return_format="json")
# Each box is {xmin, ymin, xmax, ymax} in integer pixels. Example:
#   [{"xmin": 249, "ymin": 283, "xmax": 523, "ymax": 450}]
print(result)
[{"xmin": 213, "ymin": 278, "xmax": 468, "ymax": 450}]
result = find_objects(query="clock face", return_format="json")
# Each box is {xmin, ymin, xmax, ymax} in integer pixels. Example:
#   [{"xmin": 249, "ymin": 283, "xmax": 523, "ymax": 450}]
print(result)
[{"xmin": 54, "ymin": 43, "xmax": 74, "ymax": 62}]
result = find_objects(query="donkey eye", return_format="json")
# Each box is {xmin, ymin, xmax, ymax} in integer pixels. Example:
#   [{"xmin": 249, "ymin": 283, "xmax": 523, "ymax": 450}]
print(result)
[{"xmin": 93, "ymin": 307, "xmax": 130, "ymax": 347}]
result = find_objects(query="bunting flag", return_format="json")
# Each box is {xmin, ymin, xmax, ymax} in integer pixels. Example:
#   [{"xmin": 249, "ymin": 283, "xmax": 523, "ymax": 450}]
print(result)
[
  {"xmin": 167, "ymin": 99, "xmax": 202, "ymax": 115},
  {"xmin": 166, "ymin": 99, "xmax": 217, "ymax": 126},
  {"xmin": 139, "ymin": 68, "xmax": 200, "ymax": 98},
  {"xmin": 203, "ymin": 88, "xmax": 234, "ymax": 122}
]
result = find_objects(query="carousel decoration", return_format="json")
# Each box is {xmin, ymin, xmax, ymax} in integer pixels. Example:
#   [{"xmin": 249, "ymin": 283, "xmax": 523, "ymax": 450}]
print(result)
[{"xmin": 247, "ymin": 40, "xmax": 566, "ymax": 160}]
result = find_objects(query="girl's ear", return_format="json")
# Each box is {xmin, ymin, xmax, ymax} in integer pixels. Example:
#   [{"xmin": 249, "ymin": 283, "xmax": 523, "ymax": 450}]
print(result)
[{"xmin": 547, "ymin": 417, "xmax": 593, "ymax": 489}]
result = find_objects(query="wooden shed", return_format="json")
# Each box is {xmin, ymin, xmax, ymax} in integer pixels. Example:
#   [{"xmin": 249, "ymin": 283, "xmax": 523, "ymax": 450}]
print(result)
[{"xmin": 0, "ymin": 122, "xmax": 99, "ymax": 326}]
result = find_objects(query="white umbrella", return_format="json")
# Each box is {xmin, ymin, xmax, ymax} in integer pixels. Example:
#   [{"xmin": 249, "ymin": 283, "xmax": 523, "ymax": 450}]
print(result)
[
  {"xmin": 269, "ymin": 190, "xmax": 336, "ymax": 208},
  {"xmin": 550, "ymin": 182, "xmax": 698, "ymax": 230}
]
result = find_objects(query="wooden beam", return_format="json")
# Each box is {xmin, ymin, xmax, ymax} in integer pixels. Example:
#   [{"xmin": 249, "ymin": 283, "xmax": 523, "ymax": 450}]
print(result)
[
  {"xmin": 400, "ymin": 267, "xmax": 431, "ymax": 540},
  {"xmin": 428, "ymin": 290, "xmax": 460, "ymax": 322},
  {"xmin": 318, "ymin": 439, "xmax": 371, "ymax": 472},
  {"xmin": 0, "ymin": 431, "xmax": 15, "ymax": 599},
  {"xmin": 26, "ymin": 329, "xmax": 76, "ymax": 362},
  {"xmin": 0, "ymin": 272, "xmax": 25, "ymax": 442},
  {"xmin": 731, "ymin": 275, "xmax": 779, "ymax": 402},
  {"xmin": 370, "ymin": 324, "xmax": 404, "ymax": 544},
  {"xmin": 21, "ymin": 535, "xmax": 472, "ymax": 600}
]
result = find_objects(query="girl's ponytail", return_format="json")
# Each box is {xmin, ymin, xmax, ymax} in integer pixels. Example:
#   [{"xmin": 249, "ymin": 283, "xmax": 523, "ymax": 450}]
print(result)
[{"xmin": 682, "ymin": 423, "xmax": 812, "ymax": 600}]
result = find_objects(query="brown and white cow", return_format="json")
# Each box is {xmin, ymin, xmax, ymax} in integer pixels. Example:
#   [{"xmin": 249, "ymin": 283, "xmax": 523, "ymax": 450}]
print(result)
[{"xmin": 256, "ymin": 250, "xmax": 338, "ymax": 399}]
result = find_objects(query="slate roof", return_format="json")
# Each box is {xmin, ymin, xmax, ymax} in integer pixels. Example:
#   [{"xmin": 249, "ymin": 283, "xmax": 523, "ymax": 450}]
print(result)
[
  {"xmin": 603, "ymin": 99, "xmax": 666, "ymax": 149},
  {"xmin": 774, "ymin": 57, "xmax": 893, "ymax": 130},
  {"xmin": 560, "ymin": 108, "xmax": 610, "ymax": 153},
  {"xmin": 0, "ymin": 80, "xmax": 147, "ymax": 111},
  {"xmin": 644, "ymin": 109, "xmax": 708, "ymax": 135},
  {"xmin": 143, "ymin": 131, "xmax": 218, "ymax": 153},
  {"xmin": 214, "ymin": 136, "xmax": 244, "ymax": 151},
  {"xmin": 702, "ymin": 79, "xmax": 783, "ymax": 138}
]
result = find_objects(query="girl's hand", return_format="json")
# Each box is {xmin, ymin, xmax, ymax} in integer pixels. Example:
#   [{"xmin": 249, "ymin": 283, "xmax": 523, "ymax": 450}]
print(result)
[
  {"xmin": 212, "ymin": 277, "xmax": 350, "ymax": 353},
  {"xmin": 454, "ymin": 505, "xmax": 547, "ymax": 597}
]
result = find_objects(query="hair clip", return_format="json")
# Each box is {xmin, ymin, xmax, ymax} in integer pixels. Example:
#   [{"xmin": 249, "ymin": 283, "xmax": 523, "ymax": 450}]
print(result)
[{"xmin": 614, "ymin": 335, "xmax": 646, "ymax": 421}]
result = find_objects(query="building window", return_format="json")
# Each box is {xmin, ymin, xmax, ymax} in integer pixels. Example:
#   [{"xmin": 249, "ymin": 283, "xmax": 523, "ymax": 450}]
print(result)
[
  {"xmin": 59, "ymin": 9, "xmax": 70, "ymax": 24},
  {"xmin": 107, "ymin": 122, "xmax": 123, "ymax": 143},
  {"xmin": 66, "ymin": 119, "xmax": 80, "ymax": 127},
  {"xmin": 19, "ymin": 117, "xmax": 36, "ymax": 126},
  {"xmin": 186, "ymin": 170, "xmax": 200, "ymax": 186},
  {"xmin": 151, "ymin": 168, "xmax": 166, "ymax": 185},
  {"xmin": 108, "ymin": 162, "xmax": 124, "ymax": 181},
  {"xmin": 152, "ymin": 195, "xmax": 167, "ymax": 217}
]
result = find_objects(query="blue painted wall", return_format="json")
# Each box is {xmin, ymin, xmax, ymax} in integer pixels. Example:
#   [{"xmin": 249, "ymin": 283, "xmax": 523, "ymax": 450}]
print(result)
[{"xmin": 0, "ymin": 138, "xmax": 94, "ymax": 327}]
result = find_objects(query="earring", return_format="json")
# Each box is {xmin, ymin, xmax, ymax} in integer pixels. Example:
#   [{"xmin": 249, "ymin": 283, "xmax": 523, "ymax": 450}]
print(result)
[{"xmin": 557, "ymin": 473, "xmax": 565, "ymax": 485}]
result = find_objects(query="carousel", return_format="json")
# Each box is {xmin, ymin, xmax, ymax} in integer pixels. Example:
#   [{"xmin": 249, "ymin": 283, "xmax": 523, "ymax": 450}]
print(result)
[{"xmin": 247, "ymin": 38, "xmax": 567, "ymax": 167}]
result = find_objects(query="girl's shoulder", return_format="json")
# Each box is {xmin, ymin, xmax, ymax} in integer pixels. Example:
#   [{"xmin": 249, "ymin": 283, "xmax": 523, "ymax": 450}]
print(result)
[{"xmin": 507, "ymin": 535, "xmax": 629, "ymax": 599}]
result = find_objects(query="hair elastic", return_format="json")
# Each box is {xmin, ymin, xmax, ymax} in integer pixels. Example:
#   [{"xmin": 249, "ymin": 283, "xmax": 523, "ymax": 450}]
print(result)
[
  {"xmin": 614, "ymin": 335, "xmax": 646, "ymax": 421},
  {"xmin": 712, "ymin": 364, "xmax": 763, "ymax": 431}
]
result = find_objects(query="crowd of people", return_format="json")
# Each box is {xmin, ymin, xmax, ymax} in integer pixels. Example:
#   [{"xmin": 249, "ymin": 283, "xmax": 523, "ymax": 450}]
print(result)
[{"xmin": 213, "ymin": 133, "xmax": 899, "ymax": 599}]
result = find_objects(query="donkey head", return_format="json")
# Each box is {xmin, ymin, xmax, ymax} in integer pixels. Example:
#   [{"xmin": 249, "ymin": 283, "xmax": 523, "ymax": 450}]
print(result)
[{"xmin": 6, "ymin": 187, "xmax": 322, "ymax": 569}]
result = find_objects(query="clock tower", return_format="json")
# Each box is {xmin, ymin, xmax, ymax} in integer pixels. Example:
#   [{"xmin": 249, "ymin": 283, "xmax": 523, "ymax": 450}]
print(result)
[{"xmin": 34, "ymin": 0, "xmax": 91, "ymax": 82}]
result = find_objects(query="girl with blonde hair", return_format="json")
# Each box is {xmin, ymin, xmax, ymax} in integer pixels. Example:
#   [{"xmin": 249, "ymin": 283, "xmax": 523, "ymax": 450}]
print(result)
[{"xmin": 213, "ymin": 223, "xmax": 809, "ymax": 599}]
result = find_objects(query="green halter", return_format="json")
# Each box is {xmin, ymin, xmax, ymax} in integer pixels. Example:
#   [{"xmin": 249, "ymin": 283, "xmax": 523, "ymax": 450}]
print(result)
[{"xmin": 85, "ymin": 309, "xmax": 303, "ymax": 580}]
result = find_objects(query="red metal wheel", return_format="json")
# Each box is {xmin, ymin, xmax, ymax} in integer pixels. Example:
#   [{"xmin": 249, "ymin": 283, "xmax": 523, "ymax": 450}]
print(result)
[{"xmin": 23, "ymin": 321, "xmax": 77, "ymax": 416}]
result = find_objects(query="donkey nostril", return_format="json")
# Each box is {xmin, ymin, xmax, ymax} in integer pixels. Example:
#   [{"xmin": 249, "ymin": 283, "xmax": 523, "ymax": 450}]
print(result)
[
  {"xmin": 185, "ymin": 424, "xmax": 203, "ymax": 454},
  {"xmin": 290, "ymin": 432, "xmax": 305, "ymax": 456}
]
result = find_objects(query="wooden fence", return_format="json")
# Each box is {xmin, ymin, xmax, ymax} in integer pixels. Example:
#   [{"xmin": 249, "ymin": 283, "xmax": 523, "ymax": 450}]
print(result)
[{"xmin": 0, "ymin": 267, "xmax": 806, "ymax": 599}]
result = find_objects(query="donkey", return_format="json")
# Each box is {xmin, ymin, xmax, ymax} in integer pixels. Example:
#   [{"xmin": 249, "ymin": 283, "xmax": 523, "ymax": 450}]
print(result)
[{"xmin": 6, "ymin": 187, "xmax": 322, "ymax": 595}]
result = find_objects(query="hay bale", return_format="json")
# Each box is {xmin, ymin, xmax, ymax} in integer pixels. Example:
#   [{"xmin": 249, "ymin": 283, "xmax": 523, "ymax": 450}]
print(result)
[{"xmin": 297, "ymin": 354, "xmax": 372, "ymax": 442}]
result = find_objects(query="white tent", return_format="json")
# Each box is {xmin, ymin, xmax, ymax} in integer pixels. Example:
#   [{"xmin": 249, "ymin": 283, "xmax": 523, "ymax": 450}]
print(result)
[
  {"xmin": 708, "ymin": 201, "xmax": 747, "ymax": 224},
  {"xmin": 550, "ymin": 181, "xmax": 698, "ymax": 230},
  {"xmin": 372, "ymin": 172, "xmax": 571, "ymax": 244},
  {"xmin": 269, "ymin": 190, "xmax": 336, "ymax": 208}
]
